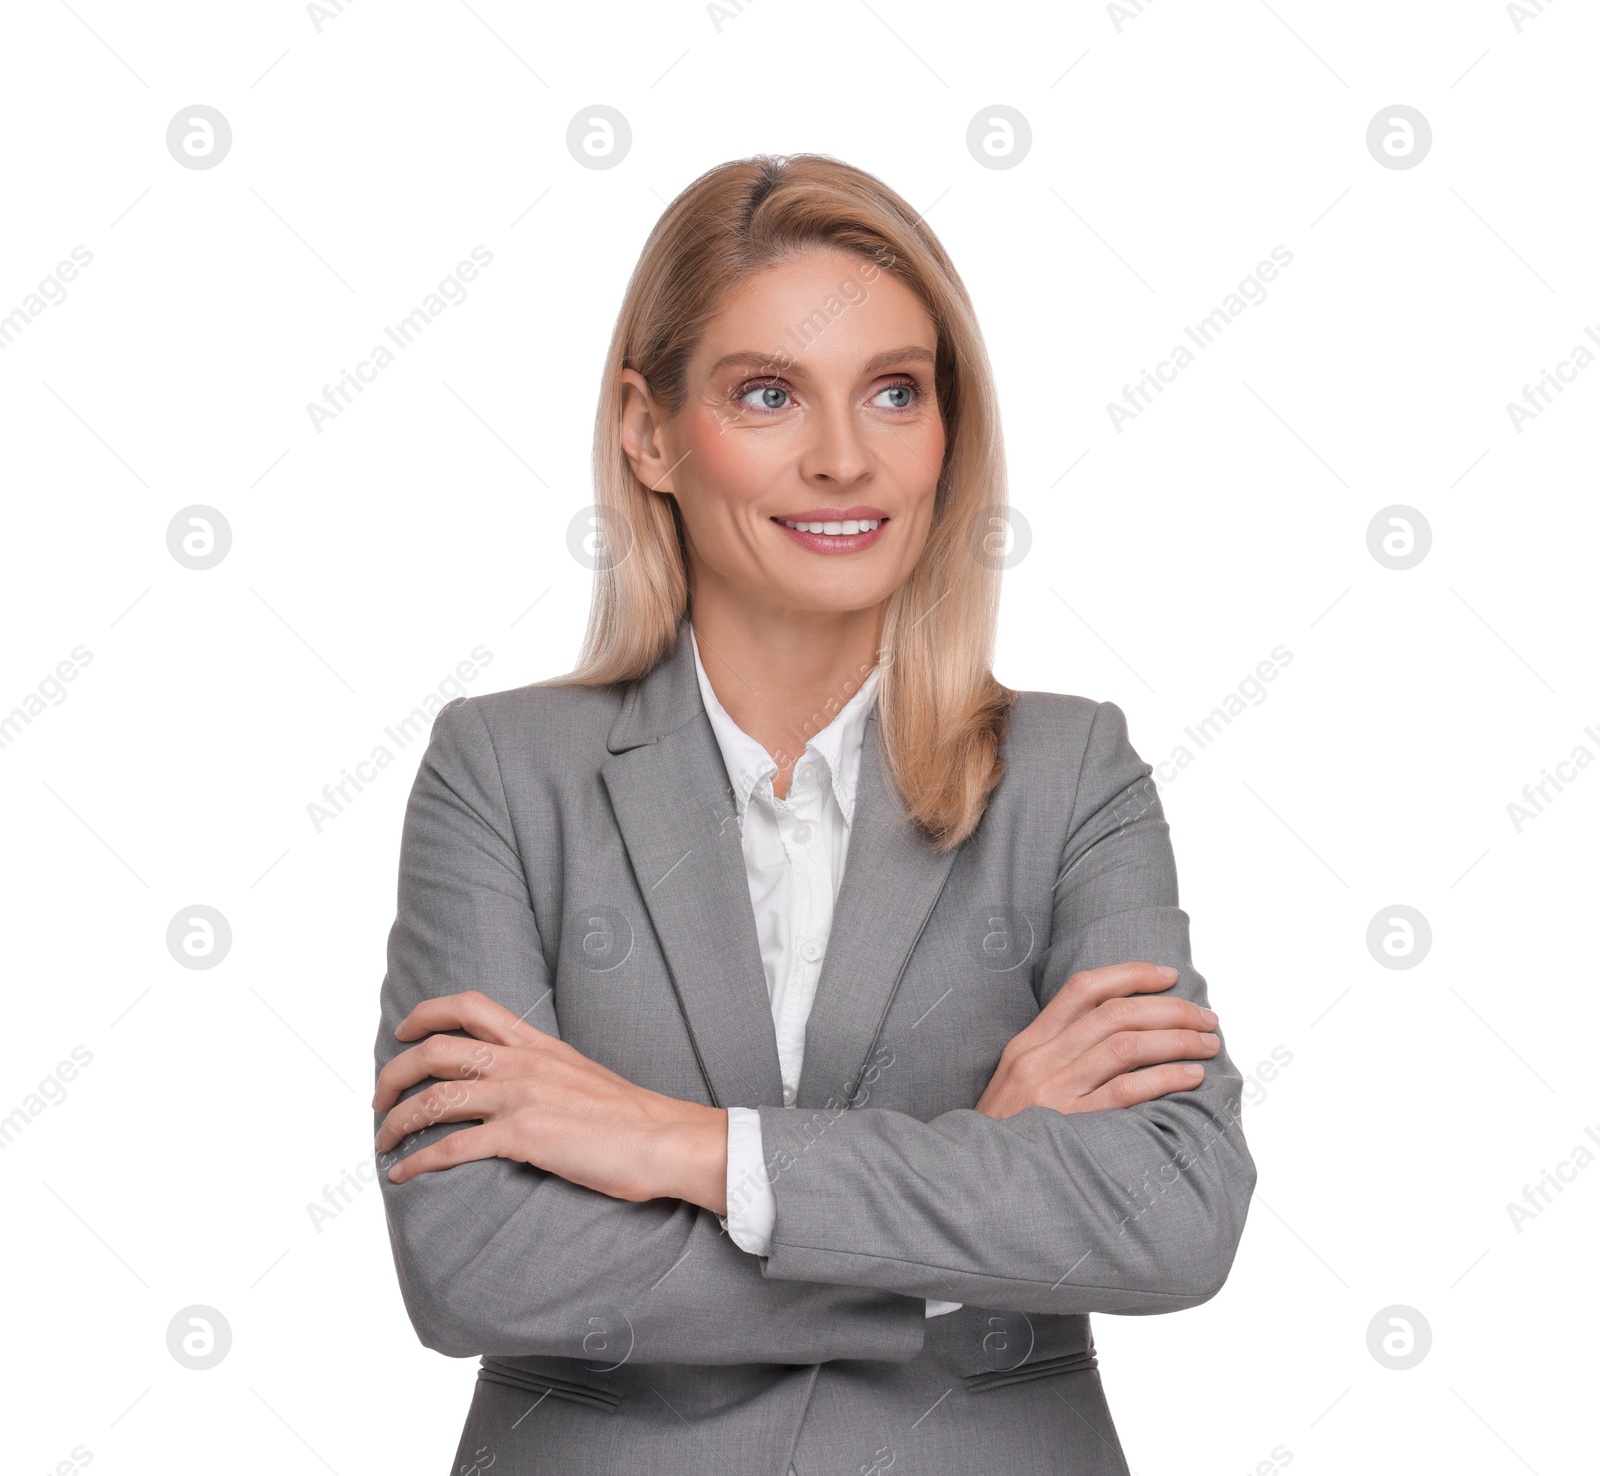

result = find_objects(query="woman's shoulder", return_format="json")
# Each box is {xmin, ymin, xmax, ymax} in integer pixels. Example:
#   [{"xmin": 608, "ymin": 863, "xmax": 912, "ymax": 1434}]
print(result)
[
  {"xmin": 423, "ymin": 676, "xmax": 629, "ymax": 775},
  {"xmin": 1002, "ymin": 689, "xmax": 1150, "ymax": 789},
  {"xmin": 1005, "ymin": 688, "xmax": 1118, "ymax": 748},
  {"xmin": 472, "ymin": 674, "xmax": 628, "ymax": 723}
]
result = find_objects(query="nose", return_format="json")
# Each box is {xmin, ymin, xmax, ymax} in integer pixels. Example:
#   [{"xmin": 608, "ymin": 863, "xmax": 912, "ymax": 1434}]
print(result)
[{"xmin": 797, "ymin": 398, "xmax": 872, "ymax": 487}]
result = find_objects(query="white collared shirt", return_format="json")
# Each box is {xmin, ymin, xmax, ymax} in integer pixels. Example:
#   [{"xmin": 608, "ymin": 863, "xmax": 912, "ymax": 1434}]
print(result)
[{"xmin": 690, "ymin": 626, "xmax": 961, "ymax": 1319}]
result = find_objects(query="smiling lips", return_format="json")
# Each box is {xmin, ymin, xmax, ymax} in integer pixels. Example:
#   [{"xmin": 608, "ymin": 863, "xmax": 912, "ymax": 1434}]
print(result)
[{"xmin": 772, "ymin": 506, "xmax": 888, "ymax": 553}]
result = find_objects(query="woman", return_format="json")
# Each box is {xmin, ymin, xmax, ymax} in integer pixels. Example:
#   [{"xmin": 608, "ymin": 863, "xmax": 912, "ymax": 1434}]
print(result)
[{"xmin": 373, "ymin": 153, "xmax": 1256, "ymax": 1476}]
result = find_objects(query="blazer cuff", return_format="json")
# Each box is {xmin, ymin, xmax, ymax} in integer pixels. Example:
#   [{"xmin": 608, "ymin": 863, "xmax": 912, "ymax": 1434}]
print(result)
[
  {"xmin": 720, "ymin": 1106, "xmax": 776, "ymax": 1256},
  {"xmin": 722, "ymin": 1106, "xmax": 962, "ymax": 1317}
]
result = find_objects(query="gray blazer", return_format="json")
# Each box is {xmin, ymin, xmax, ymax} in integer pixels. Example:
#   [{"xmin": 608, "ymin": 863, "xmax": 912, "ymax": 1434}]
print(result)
[{"xmin": 375, "ymin": 617, "xmax": 1256, "ymax": 1476}]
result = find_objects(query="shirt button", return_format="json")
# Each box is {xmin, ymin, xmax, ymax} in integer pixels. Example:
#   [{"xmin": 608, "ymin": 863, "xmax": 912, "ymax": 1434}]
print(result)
[
  {"xmin": 790, "ymin": 821, "xmax": 813, "ymax": 844},
  {"xmin": 796, "ymin": 765, "xmax": 815, "ymax": 786},
  {"xmin": 800, "ymin": 939, "xmax": 822, "ymax": 963},
  {"xmin": 783, "ymin": 1085, "xmax": 796, "ymax": 1104}
]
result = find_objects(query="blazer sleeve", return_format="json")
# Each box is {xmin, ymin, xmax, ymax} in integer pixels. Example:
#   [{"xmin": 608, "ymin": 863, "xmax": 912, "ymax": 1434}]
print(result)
[
  {"xmin": 751, "ymin": 700, "xmax": 1258, "ymax": 1316},
  {"xmin": 374, "ymin": 698, "xmax": 926, "ymax": 1365}
]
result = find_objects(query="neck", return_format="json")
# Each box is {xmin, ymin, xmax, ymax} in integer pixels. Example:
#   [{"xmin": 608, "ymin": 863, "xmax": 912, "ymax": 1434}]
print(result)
[{"xmin": 689, "ymin": 583, "xmax": 883, "ymax": 795}]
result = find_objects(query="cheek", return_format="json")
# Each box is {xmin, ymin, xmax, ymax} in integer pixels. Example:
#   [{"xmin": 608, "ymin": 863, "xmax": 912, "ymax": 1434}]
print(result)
[
  {"xmin": 682, "ymin": 411, "xmax": 778, "ymax": 501},
  {"xmin": 898, "ymin": 417, "xmax": 946, "ymax": 500},
  {"xmin": 673, "ymin": 411, "xmax": 779, "ymax": 568}
]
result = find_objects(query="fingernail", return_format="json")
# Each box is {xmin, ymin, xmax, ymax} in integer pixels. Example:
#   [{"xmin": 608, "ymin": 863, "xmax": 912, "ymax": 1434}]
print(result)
[
  {"xmin": 1199, "ymin": 1009, "xmax": 1218, "ymax": 1028},
  {"xmin": 1157, "ymin": 966, "xmax": 1179, "ymax": 980},
  {"xmin": 1183, "ymin": 1064, "xmax": 1204, "ymax": 1078},
  {"xmin": 1201, "ymin": 1033, "xmax": 1220, "ymax": 1047}
]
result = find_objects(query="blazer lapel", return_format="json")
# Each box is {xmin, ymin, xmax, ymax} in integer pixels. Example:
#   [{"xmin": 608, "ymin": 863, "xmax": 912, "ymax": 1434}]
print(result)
[
  {"xmin": 600, "ymin": 623, "xmax": 787, "ymax": 1111},
  {"xmin": 794, "ymin": 712, "xmax": 960, "ymax": 1110}
]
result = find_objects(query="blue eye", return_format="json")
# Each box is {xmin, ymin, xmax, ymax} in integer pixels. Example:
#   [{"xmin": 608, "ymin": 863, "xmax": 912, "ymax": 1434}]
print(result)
[{"xmin": 736, "ymin": 377, "xmax": 921, "ymax": 413}]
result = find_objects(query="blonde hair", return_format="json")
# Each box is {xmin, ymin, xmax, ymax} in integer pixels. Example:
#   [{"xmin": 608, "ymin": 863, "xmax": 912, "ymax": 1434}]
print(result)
[{"xmin": 561, "ymin": 152, "xmax": 1015, "ymax": 851}]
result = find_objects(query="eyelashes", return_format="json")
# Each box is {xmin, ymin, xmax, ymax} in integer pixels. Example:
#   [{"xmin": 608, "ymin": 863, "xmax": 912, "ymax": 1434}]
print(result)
[{"xmin": 733, "ymin": 374, "xmax": 925, "ymax": 415}]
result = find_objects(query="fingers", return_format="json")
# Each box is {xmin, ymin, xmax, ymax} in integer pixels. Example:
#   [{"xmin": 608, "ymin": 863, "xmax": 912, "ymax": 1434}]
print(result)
[
  {"xmin": 395, "ymin": 991, "xmax": 546, "ymax": 1048},
  {"xmin": 375, "ymin": 1077, "xmax": 505, "ymax": 1154},
  {"xmin": 983, "ymin": 961, "xmax": 1223, "ymax": 1119},
  {"xmin": 1066, "ymin": 1061, "xmax": 1209, "ymax": 1114},
  {"xmin": 372, "ymin": 1033, "xmax": 503, "ymax": 1113},
  {"xmin": 385, "ymin": 1122, "xmax": 503, "ymax": 1184},
  {"xmin": 1034, "ymin": 962, "xmax": 1184, "ymax": 1038},
  {"xmin": 1075, "ymin": 1026, "xmax": 1220, "ymax": 1090},
  {"xmin": 1072, "ymin": 993, "xmax": 1218, "ymax": 1050}
]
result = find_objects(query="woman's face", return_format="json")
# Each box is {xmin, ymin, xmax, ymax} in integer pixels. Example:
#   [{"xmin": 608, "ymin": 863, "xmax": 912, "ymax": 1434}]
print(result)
[{"xmin": 622, "ymin": 247, "xmax": 947, "ymax": 619}]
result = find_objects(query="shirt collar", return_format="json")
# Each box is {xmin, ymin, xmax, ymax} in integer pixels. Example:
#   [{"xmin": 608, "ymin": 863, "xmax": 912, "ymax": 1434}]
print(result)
[{"xmin": 689, "ymin": 624, "xmax": 880, "ymax": 826}]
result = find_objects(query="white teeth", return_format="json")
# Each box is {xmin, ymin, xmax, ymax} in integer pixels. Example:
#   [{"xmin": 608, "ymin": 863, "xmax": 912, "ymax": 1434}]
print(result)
[{"xmin": 782, "ymin": 518, "xmax": 880, "ymax": 534}]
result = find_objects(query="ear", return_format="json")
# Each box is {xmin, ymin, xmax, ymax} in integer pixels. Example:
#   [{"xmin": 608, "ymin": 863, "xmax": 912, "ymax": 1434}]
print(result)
[{"xmin": 618, "ymin": 368, "xmax": 683, "ymax": 497}]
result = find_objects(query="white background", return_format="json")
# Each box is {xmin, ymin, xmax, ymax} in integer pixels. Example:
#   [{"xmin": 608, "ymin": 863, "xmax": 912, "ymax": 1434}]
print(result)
[{"xmin": 2, "ymin": 1, "xmax": 1595, "ymax": 1472}]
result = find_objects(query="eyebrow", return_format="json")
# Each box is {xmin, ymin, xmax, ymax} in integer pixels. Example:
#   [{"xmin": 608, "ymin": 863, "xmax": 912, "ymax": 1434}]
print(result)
[{"xmin": 707, "ymin": 344, "xmax": 936, "ymax": 379}]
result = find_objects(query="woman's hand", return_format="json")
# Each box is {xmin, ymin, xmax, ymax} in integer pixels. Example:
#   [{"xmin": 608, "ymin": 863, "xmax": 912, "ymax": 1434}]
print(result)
[
  {"xmin": 372, "ymin": 991, "xmax": 730, "ymax": 1213},
  {"xmin": 975, "ymin": 961, "xmax": 1220, "ymax": 1119}
]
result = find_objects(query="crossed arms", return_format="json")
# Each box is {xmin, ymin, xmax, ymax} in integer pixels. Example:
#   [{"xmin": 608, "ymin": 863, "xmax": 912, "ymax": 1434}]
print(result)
[{"xmin": 373, "ymin": 698, "xmax": 1256, "ymax": 1364}]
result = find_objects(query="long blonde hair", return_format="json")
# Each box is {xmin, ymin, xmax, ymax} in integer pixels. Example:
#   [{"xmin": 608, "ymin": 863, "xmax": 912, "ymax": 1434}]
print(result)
[{"xmin": 561, "ymin": 152, "xmax": 1015, "ymax": 851}]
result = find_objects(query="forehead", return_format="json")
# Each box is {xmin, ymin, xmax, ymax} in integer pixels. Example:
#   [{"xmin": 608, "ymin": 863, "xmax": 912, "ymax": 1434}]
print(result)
[{"xmin": 693, "ymin": 248, "xmax": 936, "ymax": 375}]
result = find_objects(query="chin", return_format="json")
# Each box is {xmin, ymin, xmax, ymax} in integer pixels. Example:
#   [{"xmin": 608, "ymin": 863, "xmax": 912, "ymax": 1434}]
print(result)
[{"xmin": 767, "ymin": 576, "xmax": 894, "ymax": 616}]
